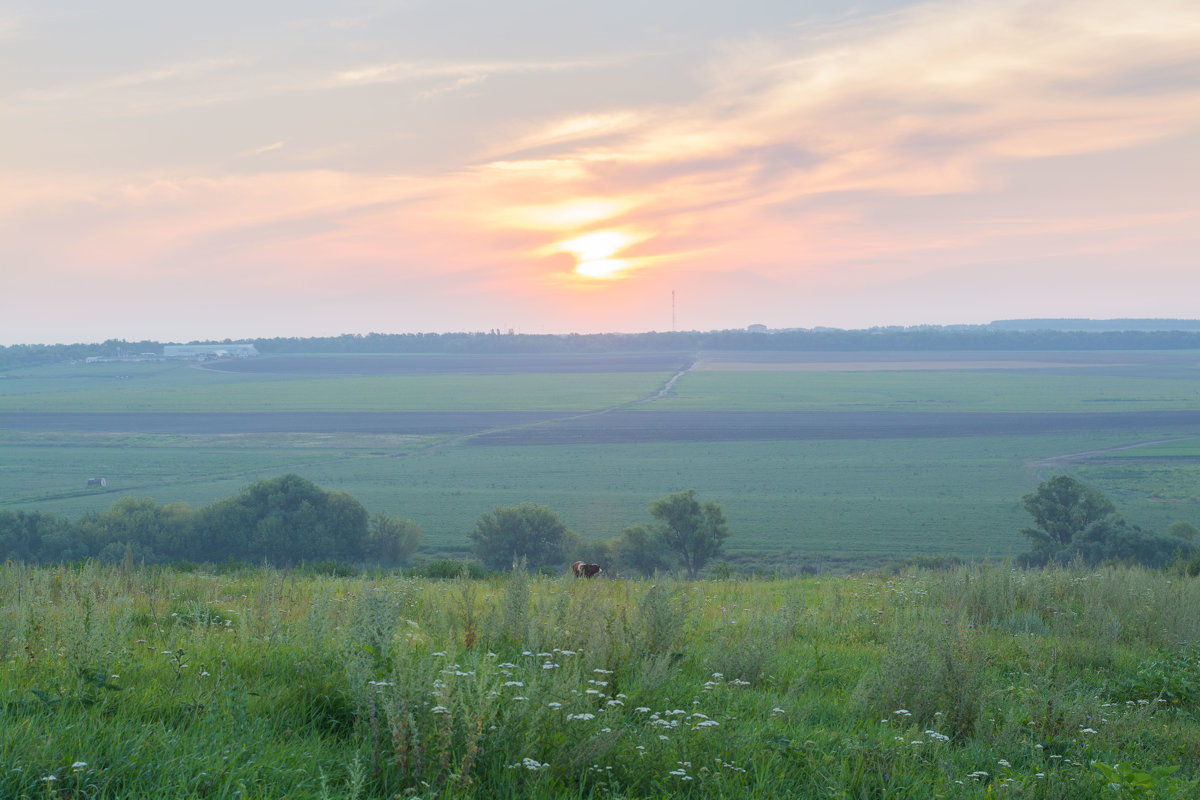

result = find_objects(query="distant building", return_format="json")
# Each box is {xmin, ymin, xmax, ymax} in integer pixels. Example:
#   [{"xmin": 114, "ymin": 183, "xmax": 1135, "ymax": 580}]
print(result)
[
  {"xmin": 164, "ymin": 344, "xmax": 259, "ymax": 359},
  {"xmin": 746, "ymin": 324, "xmax": 770, "ymax": 332}
]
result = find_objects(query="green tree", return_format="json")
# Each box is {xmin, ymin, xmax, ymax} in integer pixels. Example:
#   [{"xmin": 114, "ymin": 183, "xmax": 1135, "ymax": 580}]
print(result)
[
  {"xmin": 1168, "ymin": 521, "xmax": 1199, "ymax": 542},
  {"xmin": 648, "ymin": 489, "xmax": 732, "ymax": 578},
  {"xmin": 468, "ymin": 503, "xmax": 578, "ymax": 571},
  {"xmin": 1020, "ymin": 475, "xmax": 1116, "ymax": 556},
  {"xmin": 77, "ymin": 497, "xmax": 196, "ymax": 562},
  {"xmin": 366, "ymin": 512, "xmax": 423, "ymax": 565},
  {"xmin": 612, "ymin": 523, "xmax": 675, "ymax": 576},
  {"xmin": 191, "ymin": 474, "xmax": 370, "ymax": 565},
  {"xmin": 0, "ymin": 510, "xmax": 80, "ymax": 563}
]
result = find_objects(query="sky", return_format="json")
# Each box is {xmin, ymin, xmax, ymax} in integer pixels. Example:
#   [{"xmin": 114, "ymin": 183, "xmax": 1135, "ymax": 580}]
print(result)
[{"xmin": 2, "ymin": 0, "xmax": 1199, "ymax": 345}]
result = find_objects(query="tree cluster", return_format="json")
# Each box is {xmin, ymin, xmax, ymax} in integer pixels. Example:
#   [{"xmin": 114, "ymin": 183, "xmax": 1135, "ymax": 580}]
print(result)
[
  {"xmin": 1018, "ymin": 474, "xmax": 1193, "ymax": 568},
  {"xmin": 468, "ymin": 489, "xmax": 731, "ymax": 577},
  {"xmin": 0, "ymin": 475, "xmax": 421, "ymax": 567}
]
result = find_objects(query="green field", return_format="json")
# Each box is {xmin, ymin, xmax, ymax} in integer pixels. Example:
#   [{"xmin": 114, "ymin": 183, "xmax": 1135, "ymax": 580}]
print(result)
[
  {"xmin": 0, "ymin": 364, "xmax": 668, "ymax": 412},
  {"xmin": 660, "ymin": 368, "xmax": 1200, "ymax": 413},
  {"xmin": 4, "ymin": 350, "xmax": 1200, "ymax": 566}
]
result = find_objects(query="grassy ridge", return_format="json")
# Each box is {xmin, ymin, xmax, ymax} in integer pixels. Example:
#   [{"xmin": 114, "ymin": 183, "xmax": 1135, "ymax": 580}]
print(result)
[{"xmin": 4, "ymin": 562, "xmax": 1200, "ymax": 799}]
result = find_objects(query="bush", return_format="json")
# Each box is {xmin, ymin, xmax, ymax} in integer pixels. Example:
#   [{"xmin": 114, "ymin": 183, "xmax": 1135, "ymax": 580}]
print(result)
[{"xmin": 418, "ymin": 559, "xmax": 489, "ymax": 579}]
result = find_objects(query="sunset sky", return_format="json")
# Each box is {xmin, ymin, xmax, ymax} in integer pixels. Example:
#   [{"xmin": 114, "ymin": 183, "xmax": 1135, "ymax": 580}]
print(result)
[{"xmin": 3, "ymin": 0, "xmax": 1199, "ymax": 345}]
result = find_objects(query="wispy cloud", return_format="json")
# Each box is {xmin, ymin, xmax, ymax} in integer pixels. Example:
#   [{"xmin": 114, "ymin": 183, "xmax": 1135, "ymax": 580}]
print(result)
[
  {"xmin": 239, "ymin": 141, "xmax": 286, "ymax": 158},
  {"xmin": 329, "ymin": 53, "xmax": 647, "ymax": 88},
  {"xmin": 416, "ymin": 73, "xmax": 488, "ymax": 99},
  {"xmin": 5, "ymin": 55, "xmax": 251, "ymax": 110}
]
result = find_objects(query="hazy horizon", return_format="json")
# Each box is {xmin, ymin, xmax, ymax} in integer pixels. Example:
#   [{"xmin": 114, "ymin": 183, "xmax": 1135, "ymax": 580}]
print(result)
[
  {"xmin": 9, "ymin": 317, "xmax": 1200, "ymax": 349},
  {"xmin": 4, "ymin": 0, "xmax": 1199, "ymax": 345}
]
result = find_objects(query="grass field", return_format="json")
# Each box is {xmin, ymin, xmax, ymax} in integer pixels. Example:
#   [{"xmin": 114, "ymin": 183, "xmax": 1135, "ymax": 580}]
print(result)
[
  {"xmin": 4, "ymin": 350, "xmax": 1200, "ymax": 567},
  {"xmin": 0, "ymin": 366, "xmax": 670, "ymax": 413},
  {"xmin": 658, "ymin": 368, "xmax": 1200, "ymax": 413},
  {"xmin": 5, "ymin": 561, "xmax": 1200, "ymax": 799}
]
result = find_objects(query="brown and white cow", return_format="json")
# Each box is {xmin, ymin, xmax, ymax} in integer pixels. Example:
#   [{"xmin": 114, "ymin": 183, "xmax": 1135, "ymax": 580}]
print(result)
[{"xmin": 572, "ymin": 561, "xmax": 603, "ymax": 578}]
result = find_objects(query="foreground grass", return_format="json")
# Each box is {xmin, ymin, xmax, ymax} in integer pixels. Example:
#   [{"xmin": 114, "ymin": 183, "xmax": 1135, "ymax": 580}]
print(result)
[{"xmin": 5, "ymin": 562, "xmax": 1200, "ymax": 798}]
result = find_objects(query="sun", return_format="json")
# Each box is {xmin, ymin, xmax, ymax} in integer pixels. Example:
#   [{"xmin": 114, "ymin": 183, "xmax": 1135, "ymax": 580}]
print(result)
[
  {"xmin": 557, "ymin": 230, "xmax": 640, "ymax": 279},
  {"xmin": 574, "ymin": 258, "xmax": 630, "ymax": 279}
]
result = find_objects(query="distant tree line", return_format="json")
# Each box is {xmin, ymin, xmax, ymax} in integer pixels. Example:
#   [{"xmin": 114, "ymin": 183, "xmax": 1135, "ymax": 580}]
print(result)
[
  {"xmin": 0, "ymin": 474, "xmax": 421, "ymax": 567},
  {"xmin": 6, "ymin": 471, "xmax": 1199, "ymax": 576},
  {"xmin": 7, "ymin": 327, "xmax": 1200, "ymax": 369}
]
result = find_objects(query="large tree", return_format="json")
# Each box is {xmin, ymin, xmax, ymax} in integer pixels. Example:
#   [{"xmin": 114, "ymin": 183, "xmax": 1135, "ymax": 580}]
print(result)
[
  {"xmin": 647, "ymin": 489, "xmax": 731, "ymax": 579},
  {"xmin": 193, "ymin": 474, "xmax": 369, "ymax": 564},
  {"xmin": 1020, "ymin": 475, "xmax": 1116, "ymax": 556},
  {"xmin": 468, "ymin": 503, "xmax": 579, "ymax": 571}
]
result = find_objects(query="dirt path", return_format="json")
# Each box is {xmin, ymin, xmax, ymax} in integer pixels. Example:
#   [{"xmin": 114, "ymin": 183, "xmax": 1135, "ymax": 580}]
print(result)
[
  {"xmin": 1025, "ymin": 435, "xmax": 1200, "ymax": 481},
  {"xmin": 413, "ymin": 357, "xmax": 698, "ymax": 454}
]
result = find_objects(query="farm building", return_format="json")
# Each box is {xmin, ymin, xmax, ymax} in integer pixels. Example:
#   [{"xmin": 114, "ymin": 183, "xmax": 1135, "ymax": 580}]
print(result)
[{"xmin": 164, "ymin": 344, "xmax": 259, "ymax": 359}]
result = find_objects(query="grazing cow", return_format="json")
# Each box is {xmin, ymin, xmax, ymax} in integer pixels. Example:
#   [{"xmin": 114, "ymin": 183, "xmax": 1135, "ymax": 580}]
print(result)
[{"xmin": 572, "ymin": 561, "xmax": 603, "ymax": 578}]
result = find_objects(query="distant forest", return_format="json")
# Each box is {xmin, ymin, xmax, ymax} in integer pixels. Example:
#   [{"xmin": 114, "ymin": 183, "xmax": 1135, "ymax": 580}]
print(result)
[{"xmin": 4, "ymin": 322, "xmax": 1200, "ymax": 370}]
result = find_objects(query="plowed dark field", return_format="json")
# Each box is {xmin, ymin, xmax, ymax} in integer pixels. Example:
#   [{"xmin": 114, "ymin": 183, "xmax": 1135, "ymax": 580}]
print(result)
[
  {"xmin": 6, "ymin": 410, "xmax": 1200, "ymax": 442},
  {"xmin": 200, "ymin": 353, "xmax": 692, "ymax": 375},
  {"xmin": 0, "ymin": 412, "xmax": 570, "ymax": 434}
]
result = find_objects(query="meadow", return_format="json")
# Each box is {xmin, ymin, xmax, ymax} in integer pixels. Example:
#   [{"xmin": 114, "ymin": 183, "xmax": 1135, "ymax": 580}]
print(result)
[
  {"xmin": 3, "ymin": 349, "xmax": 1200, "ymax": 566},
  {"xmin": 4, "ymin": 561, "xmax": 1200, "ymax": 799}
]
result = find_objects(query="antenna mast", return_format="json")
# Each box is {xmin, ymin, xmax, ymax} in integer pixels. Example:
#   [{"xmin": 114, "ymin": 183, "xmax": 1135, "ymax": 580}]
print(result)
[{"xmin": 672, "ymin": 290, "xmax": 676, "ymax": 332}]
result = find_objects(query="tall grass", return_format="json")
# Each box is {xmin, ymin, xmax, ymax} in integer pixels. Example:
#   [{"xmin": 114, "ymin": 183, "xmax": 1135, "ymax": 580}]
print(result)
[{"xmin": 4, "ymin": 561, "xmax": 1200, "ymax": 798}]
